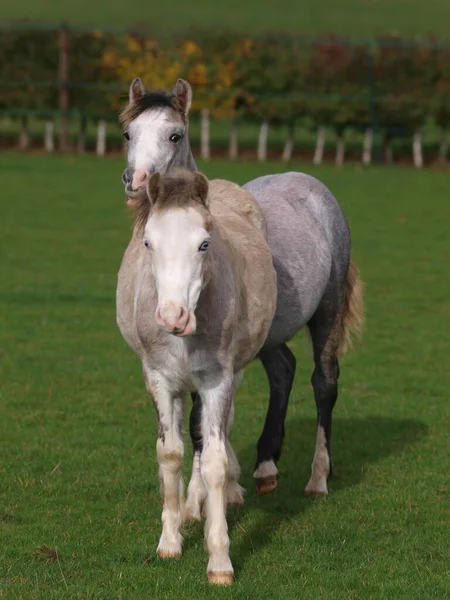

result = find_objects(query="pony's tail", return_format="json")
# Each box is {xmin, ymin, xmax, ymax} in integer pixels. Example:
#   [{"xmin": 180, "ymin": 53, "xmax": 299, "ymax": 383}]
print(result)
[{"xmin": 339, "ymin": 259, "xmax": 364, "ymax": 356}]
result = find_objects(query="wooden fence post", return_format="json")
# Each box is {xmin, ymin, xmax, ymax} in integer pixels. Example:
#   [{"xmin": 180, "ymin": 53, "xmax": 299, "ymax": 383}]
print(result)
[
  {"xmin": 58, "ymin": 25, "xmax": 69, "ymax": 152},
  {"xmin": 313, "ymin": 126, "xmax": 326, "ymax": 165},
  {"xmin": 413, "ymin": 129, "xmax": 423, "ymax": 168},
  {"xmin": 257, "ymin": 120, "xmax": 269, "ymax": 161},
  {"xmin": 201, "ymin": 109, "xmax": 210, "ymax": 160},
  {"xmin": 362, "ymin": 128, "xmax": 373, "ymax": 165},
  {"xmin": 44, "ymin": 121, "xmax": 55, "ymax": 152},
  {"xmin": 282, "ymin": 122, "xmax": 294, "ymax": 162},
  {"xmin": 229, "ymin": 116, "xmax": 238, "ymax": 160},
  {"xmin": 96, "ymin": 120, "xmax": 106, "ymax": 156},
  {"xmin": 335, "ymin": 133, "xmax": 345, "ymax": 167}
]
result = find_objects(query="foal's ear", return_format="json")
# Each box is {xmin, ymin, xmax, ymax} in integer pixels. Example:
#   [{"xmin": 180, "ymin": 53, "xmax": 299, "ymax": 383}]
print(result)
[
  {"xmin": 129, "ymin": 78, "xmax": 146, "ymax": 103},
  {"xmin": 147, "ymin": 172, "xmax": 164, "ymax": 205},
  {"xmin": 193, "ymin": 172, "xmax": 209, "ymax": 206},
  {"xmin": 172, "ymin": 78, "xmax": 192, "ymax": 116}
]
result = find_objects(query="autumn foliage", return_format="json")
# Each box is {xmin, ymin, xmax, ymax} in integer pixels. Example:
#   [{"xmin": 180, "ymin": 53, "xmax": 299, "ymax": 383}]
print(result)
[{"xmin": 1, "ymin": 26, "xmax": 449, "ymax": 133}]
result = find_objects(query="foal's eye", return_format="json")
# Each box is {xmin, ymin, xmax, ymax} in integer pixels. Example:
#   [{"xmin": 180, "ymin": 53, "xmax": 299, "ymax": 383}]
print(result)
[
  {"xmin": 169, "ymin": 133, "xmax": 182, "ymax": 144},
  {"xmin": 198, "ymin": 241, "xmax": 209, "ymax": 252},
  {"xmin": 144, "ymin": 240, "xmax": 151, "ymax": 250},
  {"xmin": 123, "ymin": 131, "xmax": 130, "ymax": 141}
]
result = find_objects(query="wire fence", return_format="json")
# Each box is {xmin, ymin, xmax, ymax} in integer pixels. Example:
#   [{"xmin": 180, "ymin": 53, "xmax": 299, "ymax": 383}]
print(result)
[{"xmin": 1, "ymin": 21, "xmax": 449, "ymax": 164}]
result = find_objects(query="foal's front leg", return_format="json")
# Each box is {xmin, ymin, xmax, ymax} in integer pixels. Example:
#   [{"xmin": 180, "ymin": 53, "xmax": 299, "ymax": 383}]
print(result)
[
  {"xmin": 199, "ymin": 376, "xmax": 234, "ymax": 585},
  {"xmin": 186, "ymin": 372, "xmax": 244, "ymax": 521},
  {"xmin": 144, "ymin": 369, "xmax": 185, "ymax": 558}
]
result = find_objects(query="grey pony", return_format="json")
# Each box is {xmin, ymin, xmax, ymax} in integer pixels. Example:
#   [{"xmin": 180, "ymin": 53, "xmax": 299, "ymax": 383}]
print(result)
[{"xmin": 120, "ymin": 77, "xmax": 364, "ymax": 497}]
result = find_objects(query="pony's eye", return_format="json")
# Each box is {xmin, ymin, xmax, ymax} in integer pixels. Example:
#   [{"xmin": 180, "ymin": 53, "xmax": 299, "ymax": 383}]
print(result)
[
  {"xmin": 144, "ymin": 240, "xmax": 152, "ymax": 250},
  {"xmin": 198, "ymin": 241, "xmax": 209, "ymax": 252},
  {"xmin": 124, "ymin": 131, "xmax": 130, "ymax": 141},
  {"xmin": 169, "ymin": 133, "xmax": 182, "ymax": 144}
]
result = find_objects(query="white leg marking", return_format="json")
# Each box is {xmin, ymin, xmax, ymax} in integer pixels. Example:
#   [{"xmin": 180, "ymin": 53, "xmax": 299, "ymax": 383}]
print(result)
[
  {"xmin": 200, "ymin": 377, "xmax": 234, "ymax": 584},
  {"xmin": 145, "ymin": 371, "xmax": 185, "ymax": 557},
  {"xmin": 253, "ymin": 460, "xmax": 279, "ymax": 480},
  {"xmin": 226, "ymin": 439, "xmax": 245, "ymax": 507},
  {"xmin": 305, "ymin": 425, "xmax": 330, "ymax": 496}
]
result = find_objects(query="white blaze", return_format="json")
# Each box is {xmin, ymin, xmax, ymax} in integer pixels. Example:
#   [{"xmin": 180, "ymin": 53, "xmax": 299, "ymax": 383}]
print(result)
[
  {"xmin": 145, "ymin": 207, "xmax": 209, "ymax": 319},
  {"xmin": 127, "ymin": 110, "xmax": 182, "ymax": 175}
]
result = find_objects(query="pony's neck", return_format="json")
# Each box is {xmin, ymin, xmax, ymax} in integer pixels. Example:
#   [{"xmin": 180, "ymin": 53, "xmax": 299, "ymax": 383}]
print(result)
[
  {"xmin": 185, "ymin": 144, "xmax": 197, "ymax": 171},
  {"xmin": 169, "ymin": 141, "xmax": 197, "ymax": 173}
]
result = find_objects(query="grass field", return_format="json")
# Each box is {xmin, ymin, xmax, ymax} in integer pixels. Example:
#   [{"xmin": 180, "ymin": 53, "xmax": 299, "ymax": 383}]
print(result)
[
  {"xmin": 2, "ymin": 0, "xmax": 450, "ymax": 37},
  {"xmin": 0, "ymin": 153, "xmax": 449, "ymax": 599}
]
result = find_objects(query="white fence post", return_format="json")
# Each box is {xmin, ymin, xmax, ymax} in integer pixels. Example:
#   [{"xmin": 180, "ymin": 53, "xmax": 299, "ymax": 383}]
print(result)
[
  {"xmin": 44, "ymin": 121, "xmax": 55, "ymax": 152},
  {"xmin": 362, "ymin": 128, "xmax": 373, "ymax": 165},
  {"xmin": 96, "ymin": 120, "xmax": 106, "ymax": 157},
  {"xmin": 313, "ymin": 126, "xmax": 325, "ymax": 165},
  {"xmin": 257, "ymin": 119, "xmax": 269, "ymax": 161}
]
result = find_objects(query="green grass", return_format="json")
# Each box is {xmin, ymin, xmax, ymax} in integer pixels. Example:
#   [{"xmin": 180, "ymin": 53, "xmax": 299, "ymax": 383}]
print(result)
[
  {"xmin": 0, "ymin": 153, "xmax": 449, "ymax": 599},
  {"xmin": 2, "ymin": 0, "xmax": 450, "ymax": 37}
]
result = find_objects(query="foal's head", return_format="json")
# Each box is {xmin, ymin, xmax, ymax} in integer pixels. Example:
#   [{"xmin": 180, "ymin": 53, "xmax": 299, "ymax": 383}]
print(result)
[
  {"xmin": 121, "ymin": 78, "xmax": 193, "ymax": 199},
  {"xmin": 134, "ymin": 169, "xmax": 212, "ymax": 337}
]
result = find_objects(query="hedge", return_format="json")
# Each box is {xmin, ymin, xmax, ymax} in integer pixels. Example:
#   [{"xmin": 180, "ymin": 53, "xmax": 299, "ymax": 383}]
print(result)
[{"xmin": 1, "ymin": 24, "xmax": 449, "ymax": 140}]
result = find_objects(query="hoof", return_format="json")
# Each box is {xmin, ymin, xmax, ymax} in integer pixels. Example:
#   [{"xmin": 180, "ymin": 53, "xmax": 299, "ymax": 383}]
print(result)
[
  {"xmin": 304, "ymin": 489, "xmax": 328, "ymax": 498},
  {"xmin": 255, "ymin": 475, "xmax": 278, "ymax": 496},
  {"xmin": 227, "ymin": 483, "xmax": 245, "ymax": 508},
  {"xmin": 157, "ymin": 549, "xmax": 181, "ymax": 559},
  {"xmin": 184, "ymin": 507, "xmax": 202, "ymax": 523},
  {"xmin": 304, "ymin": 482, "xmax": 328, "ymax": 498},
  {"xmin": 228, "ymin": 498, "xmax": 244, "ymax": 508},
  {"xmin": 208, "ymin": 571, "xmax": 233, "ymax": 586},
  {"xmin": 304, "ymin": 476, "xmax": 328, "ymax": 498}
]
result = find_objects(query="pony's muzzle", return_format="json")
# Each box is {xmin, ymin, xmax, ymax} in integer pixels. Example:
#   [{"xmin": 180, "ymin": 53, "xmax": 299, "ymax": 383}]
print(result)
[
  {"xmin": 156, "ymin": 303, "xmax": 194, "ymax": 336},
  {"xmin": 122, "ymin": 167, "xmax": 148, "ymax": 193}
]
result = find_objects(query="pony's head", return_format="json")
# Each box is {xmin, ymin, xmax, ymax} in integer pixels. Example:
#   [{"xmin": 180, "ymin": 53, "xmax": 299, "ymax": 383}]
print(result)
[
  {"xmin": 133, "ymin": 169, "xmax": 212, "ymax": 337},
  {"xmin": 120, "ymin": 78, "xmax": 194, "ymax": 201}
]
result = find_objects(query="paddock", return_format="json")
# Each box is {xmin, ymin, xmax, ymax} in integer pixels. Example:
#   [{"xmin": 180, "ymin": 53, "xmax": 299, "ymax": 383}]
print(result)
[{"xmin": 0, "ymin": 153, "xmax": 448, "ymax": 598}]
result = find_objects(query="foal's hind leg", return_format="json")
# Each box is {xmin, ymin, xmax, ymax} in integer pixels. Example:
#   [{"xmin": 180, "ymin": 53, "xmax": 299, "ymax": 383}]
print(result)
[
  {"xmin": 185, "ymin": 393, "xmax": 206, "ymax": 522},
  {"xmin": 253, "ymin": 344, "xmax": 296, "ymax": 495},
  {"xmin": 304, "ymin": 302, "xmax": 342, "ymax": 497},
  {"xmin": 225, "ymin": 371, "xmax": 245, "ymax": 508}
]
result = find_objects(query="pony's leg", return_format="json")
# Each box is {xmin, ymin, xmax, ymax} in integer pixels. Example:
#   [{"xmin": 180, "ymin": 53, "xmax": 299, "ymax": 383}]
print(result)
[
  {"xmin": 226, "ymin": 371, "xmax": 244, "ymax": 507},
  {"xmin": 304, "ymin": 303, "xmax": 341, "ymax": 497},
  {"xmin": 186, "ymin": 375, "xmax": 244, "ymax": 520},
  {"xmin": 185, "ymin": 393, "xmax": 206, "ymax": 522},
  {"xmin": 144, "ymin": 369, "xmax": 185, "ymax": 557},
  {"xmin": 253, "ymin": 344, "xmax": 296, "ymax": 495},
  {"xmin": 199, "ymin": 376, "xmax": 234, "ymax": 585}
]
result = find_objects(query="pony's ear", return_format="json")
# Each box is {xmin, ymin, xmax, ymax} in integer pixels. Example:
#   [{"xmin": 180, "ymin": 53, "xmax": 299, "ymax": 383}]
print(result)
[
  {"xmin": 172, "ymin": 78, "xmax": 192, "ymax": 116},
  {"xmin": 193, "ymin": 172, "xmax": 209, "ymax": 206},
  {"xmin": 147, "ymin": 172, "xmax": 164, "ymax": 205},
  {"xmin": 129, "ymin": 78, "xmax": 146, "ymax": 103}
]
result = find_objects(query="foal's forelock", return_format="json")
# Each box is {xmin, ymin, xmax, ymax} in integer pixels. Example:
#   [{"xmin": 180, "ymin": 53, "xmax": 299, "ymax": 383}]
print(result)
[{"xmin": 133, "ymin": 171, "xmax": 211, "ymax": 235}]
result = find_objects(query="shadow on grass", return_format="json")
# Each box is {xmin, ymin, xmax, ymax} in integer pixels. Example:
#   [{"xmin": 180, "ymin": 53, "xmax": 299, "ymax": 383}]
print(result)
[{"xmin": 225, "ymin": 415, "xmax": 428, "ymax": 577}]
